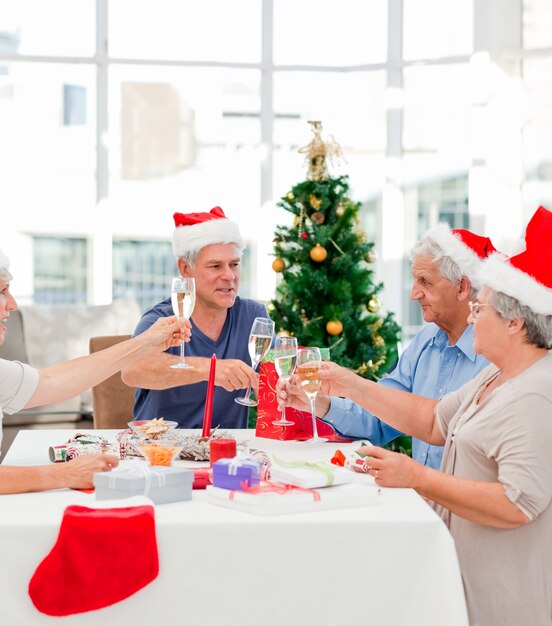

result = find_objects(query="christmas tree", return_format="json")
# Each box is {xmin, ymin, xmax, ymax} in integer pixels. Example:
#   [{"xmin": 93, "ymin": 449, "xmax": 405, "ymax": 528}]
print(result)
[{"xmin": 267, "ymin": 121, "xmax": 401, "ymax": 380}]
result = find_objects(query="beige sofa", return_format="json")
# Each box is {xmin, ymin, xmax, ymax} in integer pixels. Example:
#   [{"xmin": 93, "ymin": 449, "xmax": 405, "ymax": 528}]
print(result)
[{"xmin": 0, "ymin": 299, "xmax": 141, "ymax": 459}]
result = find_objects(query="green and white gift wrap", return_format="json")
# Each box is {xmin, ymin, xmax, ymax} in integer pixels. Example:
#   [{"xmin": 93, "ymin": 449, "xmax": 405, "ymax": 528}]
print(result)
[{"xmin": 269, "ymin": 458, "xmax": 353, "ymax": 489}]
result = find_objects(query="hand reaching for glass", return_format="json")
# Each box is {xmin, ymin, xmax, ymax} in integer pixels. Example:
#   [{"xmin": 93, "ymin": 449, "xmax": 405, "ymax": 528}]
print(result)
[
  {"xmin": 211, "ymin": 358, "xmax": 259, "ymax": 393},
  {"xmin": 139, "ymin": 316, "xmax": 191, "ymax": 352},
  {"xmin": 276, "ymin": 375, "xmax": 324, "ymax": 414},
  {"xmin": 276, "ymin": 361, "xmax": 355, "ymax": 415}
]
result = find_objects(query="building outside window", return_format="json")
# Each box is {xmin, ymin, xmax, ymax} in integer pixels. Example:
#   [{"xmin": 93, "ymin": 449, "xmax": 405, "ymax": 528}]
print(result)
[{"xmin": 33, "ymin": 236, "xmax": 88, "ymax": 304}]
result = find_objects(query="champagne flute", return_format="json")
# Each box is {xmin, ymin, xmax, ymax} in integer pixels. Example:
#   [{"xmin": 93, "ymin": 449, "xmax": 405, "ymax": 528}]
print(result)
[
  {"xmin": 235, "ymin": 317, "xmax": 274, "ymax": 407},
  {"xmin": 169, "ymin": 276, "xmax": 195, "ymax": 369},
  {"xmin": 272, "ymin": 336, "xmax": 297, "ymax": 426},
  {"xmin": 297, "ymin": 347, "xmax": 327, "ymax": 443}
]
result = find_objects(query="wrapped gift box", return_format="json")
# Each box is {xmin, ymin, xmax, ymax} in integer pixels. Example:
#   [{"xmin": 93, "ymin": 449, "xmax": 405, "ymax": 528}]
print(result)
[
  {"xmin": 94, "ymin": 466, "xmax": 194, "ymax": 504},
  {"xmin": 211, "ymin": 457, "xmax": 262, "ymax": 491},
  {"xmin": 270, "ymin": 460, "xmax": 353, "ymax": 488},
  {"xmin": 206, "ymin": 483, "xmax": 379, "ymax": 516}
]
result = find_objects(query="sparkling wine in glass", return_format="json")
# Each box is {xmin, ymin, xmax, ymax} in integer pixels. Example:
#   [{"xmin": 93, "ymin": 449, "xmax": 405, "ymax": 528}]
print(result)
[
  {"xmin": 170, "ymin": 276, "xmax": 195, "ymax": 369},
  {"xmin": 297, "ymin": 347, "xmax": 327, "ymax": 443},
  {"xmin": 235, "ymin": 317, "xmax": 275, "ymax": 407},
  {"xmin": 272, "ymin": 336, "xmax": 298, "ymax": 426}
]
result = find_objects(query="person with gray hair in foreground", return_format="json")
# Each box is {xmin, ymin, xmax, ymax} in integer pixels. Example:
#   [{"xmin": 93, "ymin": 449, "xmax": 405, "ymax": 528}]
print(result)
[
  {"xmin": 310, "ymin": 205, "xmax": 552, "ymax": 626},
  {"xmin": 279, "ymin": 223, "xmax": 497, "ymax": 469},
  {"xmin": 0, "ymin": 248, "xmax": 189, "ymax": 495}
]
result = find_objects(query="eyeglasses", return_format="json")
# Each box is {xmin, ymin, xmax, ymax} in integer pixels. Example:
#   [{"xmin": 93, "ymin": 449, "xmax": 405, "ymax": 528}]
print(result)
[{"xmin": 468, "ymin": 301, "xmax": 493, "ymax": 319}]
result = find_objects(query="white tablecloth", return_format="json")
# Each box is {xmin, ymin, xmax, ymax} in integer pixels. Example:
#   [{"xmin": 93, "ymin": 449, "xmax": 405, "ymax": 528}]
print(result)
[{"xmin": 0, "ymin": 429, "xmax": 469, "ymax": 626}]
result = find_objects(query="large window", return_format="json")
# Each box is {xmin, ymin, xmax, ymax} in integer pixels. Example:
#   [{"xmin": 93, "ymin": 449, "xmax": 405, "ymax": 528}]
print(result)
[
  {"xmin": 0, "ymin": 1, "xmax": 547, "ymax": 336},
  {"xmin": 112, "ymin": 240, "xmax": 175, "ymax": 312},
  {"xmin": 33, "ymin": 236, "xmax": 88, "ymax": 304}
]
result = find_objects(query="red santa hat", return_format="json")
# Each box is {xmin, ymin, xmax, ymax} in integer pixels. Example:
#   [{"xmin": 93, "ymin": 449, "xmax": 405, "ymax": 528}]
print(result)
[
  {"xmin": 478, "ymin": 205, "xmax": 552, "ymax": 315},
  {"xmin": 424, "ymin": 224, "xmax": 497, "ymax": 289},
  {"xmin": 172, "ymin": 206, "xmax": 244, "ymax": 258}
]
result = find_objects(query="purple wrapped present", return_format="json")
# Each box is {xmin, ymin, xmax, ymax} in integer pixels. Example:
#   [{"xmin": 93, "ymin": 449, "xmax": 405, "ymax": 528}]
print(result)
[{"xmin": 211, "ymin": 457, "xmax": 262, "ymax": 491}]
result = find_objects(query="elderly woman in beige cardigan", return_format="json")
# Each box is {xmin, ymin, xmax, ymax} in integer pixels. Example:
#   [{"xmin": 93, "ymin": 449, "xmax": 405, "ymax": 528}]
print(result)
[{"xmin": 291, "ymin": 207, "xmax": 552, "ymax": 626}]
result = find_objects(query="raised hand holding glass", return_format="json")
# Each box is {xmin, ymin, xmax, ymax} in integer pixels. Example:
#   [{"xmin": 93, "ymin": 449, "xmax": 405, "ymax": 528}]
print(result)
[
  {"xmin": 272, "ymin": 336, "xmax": 298, "ymax": 426},
  {"xmin": 170, "ymin": 276, "xmax": 195, "ymax": 369},
  {"xmin": 235, "ymin": 317, "xmax": 274, "ymax": 407}
]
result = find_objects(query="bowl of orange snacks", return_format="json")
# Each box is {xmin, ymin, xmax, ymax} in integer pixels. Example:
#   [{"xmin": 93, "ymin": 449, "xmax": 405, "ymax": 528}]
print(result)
[{"xmin": 137, "ymin": 439, "xmax": 184, "ymax": 467}]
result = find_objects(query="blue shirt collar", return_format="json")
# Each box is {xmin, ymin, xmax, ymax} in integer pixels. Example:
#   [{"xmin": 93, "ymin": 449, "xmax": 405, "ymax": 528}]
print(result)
[{"xmin": 430, "ymin": 325, "xmax": 477, "ymax": 363}]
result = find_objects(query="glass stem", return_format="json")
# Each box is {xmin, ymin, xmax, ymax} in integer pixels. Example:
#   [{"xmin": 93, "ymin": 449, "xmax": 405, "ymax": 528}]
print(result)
[
  {"xmin": 180, "ymin": 337, "xmax": 185, "ymax": 364},
  {"xmin": 240, "ymin": 358, "xmax": 259, "ymax": 402},
  {"xmin": 281, "ymin": 375, "xmax": 289, "ymax": 420}
]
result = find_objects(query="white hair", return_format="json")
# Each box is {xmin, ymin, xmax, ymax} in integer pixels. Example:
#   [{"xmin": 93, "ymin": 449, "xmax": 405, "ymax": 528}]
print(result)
[{"xmin": 412, "ymin": 237, "xmax": 477, "ymax": 298}]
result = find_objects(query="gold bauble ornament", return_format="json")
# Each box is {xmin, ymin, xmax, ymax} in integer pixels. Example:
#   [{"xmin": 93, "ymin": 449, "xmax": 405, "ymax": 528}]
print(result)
[
  {"xmin": 368, "ymin": 296, "xmax": 381, "ymax": 313},
  {"xmin": 326, "ymin": 320, "xmax": 343, "ymax": 336},
  {"xmin": 365, "ymin": 250, "xmax": 376, "ymax": 263},
  {"xmin": 309, "ymin": 243, "xmax": 328, "ymax": 263},
  {"xmin": 286, "ymin": 192, "xmax": 294, "ymax": 201},
  {"xmin": 309, "ymin": 194, "xmax": 322, "ymax": 210},
  {"xmin": 336, "ymin": 205, "xmax": 345, "ymax": 217},
  {"xmin": 272, "ymin": 258, "xmax": 285, "ymax": 273},
  {"xmin": 293, "ymin": 215, "xmax": 301, "ymax": 227}
]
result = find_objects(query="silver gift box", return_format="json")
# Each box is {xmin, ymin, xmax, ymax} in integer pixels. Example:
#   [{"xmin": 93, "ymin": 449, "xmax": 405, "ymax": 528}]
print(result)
[{"xmin": 94, "ymin": 466, "xmax": 194, "ymax": 504}]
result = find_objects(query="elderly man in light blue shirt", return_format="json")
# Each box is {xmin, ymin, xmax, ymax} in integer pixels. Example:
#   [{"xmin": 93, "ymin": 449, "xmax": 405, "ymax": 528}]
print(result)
[{"xmin": 280, "ymin": 224, "xmax": 497, "ymax": 469}]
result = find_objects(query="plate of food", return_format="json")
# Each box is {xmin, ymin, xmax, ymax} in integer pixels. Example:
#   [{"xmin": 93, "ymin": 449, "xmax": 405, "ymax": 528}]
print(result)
[{"xmin": 127, "ymin": 417, "xmax": 178, "ymax": 439}]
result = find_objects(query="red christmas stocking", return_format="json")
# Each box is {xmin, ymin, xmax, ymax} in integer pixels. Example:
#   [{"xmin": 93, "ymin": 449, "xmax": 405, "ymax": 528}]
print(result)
[{"xmin": 28, "ymin": 504, "xmax": 159, "ymax": 616}]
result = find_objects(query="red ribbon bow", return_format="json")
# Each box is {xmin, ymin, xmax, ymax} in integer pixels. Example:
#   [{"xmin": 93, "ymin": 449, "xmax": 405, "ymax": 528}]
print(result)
[{"xmin": 229, "ymin": 481, "xmax": 321, "ymax": 502}]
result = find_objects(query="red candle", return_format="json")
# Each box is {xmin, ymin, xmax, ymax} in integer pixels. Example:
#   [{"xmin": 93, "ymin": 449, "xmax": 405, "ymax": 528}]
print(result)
[
  {"xmin": 202, "ymin": 353, "xmax": 216, "ymax": 437},
  {"xmin": 209, "ymin": 438, "xmax": 237, "ymax": 466}
]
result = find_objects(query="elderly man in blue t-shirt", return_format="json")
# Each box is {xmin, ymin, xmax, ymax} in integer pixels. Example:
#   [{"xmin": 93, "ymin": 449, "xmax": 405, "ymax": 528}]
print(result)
[
  {"xmin": 278, "ymin": 224, "xmax": 497, "ymax": 470},
  {"xmin": 122, "ymin": 207, "xmax": 267, "ymax": 429}
]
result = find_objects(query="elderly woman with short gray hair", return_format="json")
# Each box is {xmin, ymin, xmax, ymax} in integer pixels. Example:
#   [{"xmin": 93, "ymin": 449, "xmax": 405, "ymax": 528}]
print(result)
[
  {"xmin": 313, "ymin": 206, "xmax": 552, "ymax": 626},
  {"xmin": 0, "ymin": 248, "xmax": 189, "ymax": 494}
]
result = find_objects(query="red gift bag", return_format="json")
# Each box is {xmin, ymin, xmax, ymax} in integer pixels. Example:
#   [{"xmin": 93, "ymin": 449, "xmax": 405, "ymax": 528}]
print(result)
[{"xmin": 255, "ymin": 360, "xmax": 352, "ymax": 442}]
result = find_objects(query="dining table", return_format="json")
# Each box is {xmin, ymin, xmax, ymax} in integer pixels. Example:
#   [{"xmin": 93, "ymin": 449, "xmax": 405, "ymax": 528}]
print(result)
[{"xmin": 0, "ymin": 428, "xmax": 469, "ymax": 626}]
